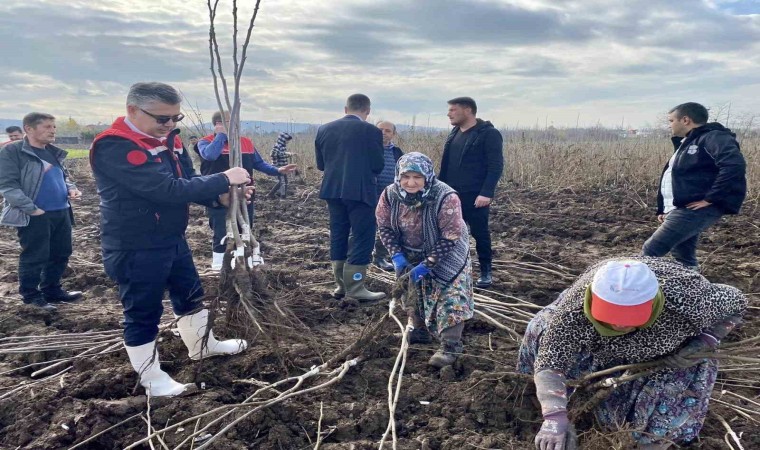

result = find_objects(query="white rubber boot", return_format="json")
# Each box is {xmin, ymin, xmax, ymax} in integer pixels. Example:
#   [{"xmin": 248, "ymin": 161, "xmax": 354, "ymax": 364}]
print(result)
[
  {"xmin": 125, "ymin": 341, "xmax": 191, "ymax": 397},
  {"xmin": 249, "ymin": 244, "xmax": 264, "ymax": 267},
  {"xmin": 211, "ymin": 252, "xmax": 224, "ymax": 271},
  {"xmin": 175, "ymin": 309, "xmax": 248, "ymax": 361}
]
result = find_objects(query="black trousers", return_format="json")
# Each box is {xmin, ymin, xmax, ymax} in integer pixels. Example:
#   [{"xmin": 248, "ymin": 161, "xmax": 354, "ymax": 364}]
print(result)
[
  {"xmin": 17, "ymin": 209, "xmax": 73, "ymax": 299},
  {"xmin": 326, "ymin": 199, "xmax": 376, "ymax": 265},
  {"xmin": 458, "ymin": 192, "xmax": 493, "ymax": 264}
]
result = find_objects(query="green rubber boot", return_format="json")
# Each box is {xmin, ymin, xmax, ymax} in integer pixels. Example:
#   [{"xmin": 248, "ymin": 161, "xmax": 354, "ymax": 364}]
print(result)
[
  {"xmin": 331, "ymin": 260, "xmax": 346, "ymax": 299},
  {"xmin": 343, "ymin": 263, "xmax": 386, "ymax": 302}
]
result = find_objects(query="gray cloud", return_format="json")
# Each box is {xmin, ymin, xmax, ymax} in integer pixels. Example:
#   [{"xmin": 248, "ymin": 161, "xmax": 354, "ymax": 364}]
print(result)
[{"xmin": 0, "ymin": 0, "xmax": 758, "ymax": 128}]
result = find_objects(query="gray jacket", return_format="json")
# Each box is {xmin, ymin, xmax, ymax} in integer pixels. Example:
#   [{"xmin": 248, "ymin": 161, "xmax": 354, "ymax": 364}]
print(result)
[{"xmin": 0, "ymin": 138, "xmax": 76, "ymax": 227}]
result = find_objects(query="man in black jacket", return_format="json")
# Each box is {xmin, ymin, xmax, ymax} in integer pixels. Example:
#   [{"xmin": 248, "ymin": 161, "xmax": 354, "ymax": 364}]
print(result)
[
  {"xmin": 438, "ymin": 97, "xmax": 504, "ymax": 288},
  {"xmin": 316, "ymin": 94, "xmax": 386, "ymax": 302},
  {"xmin": 642, "ymin": 102, "xmax": 746, "ymax": 270}
]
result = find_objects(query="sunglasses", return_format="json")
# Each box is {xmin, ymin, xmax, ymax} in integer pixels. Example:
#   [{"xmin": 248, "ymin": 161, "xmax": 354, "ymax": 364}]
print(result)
[{"xmin": 140, "ymin": 108, "xmax": 185, "ymax": 125}]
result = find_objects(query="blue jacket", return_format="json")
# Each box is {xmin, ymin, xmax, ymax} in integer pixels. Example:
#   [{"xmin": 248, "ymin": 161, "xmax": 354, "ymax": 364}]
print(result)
[{"xmin": 90, "ymin": 118, "xmax": 230, "ymax": 250}]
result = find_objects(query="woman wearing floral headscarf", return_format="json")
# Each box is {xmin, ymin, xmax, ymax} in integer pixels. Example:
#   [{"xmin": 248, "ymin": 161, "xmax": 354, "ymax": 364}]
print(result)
[{"xmin": 376, "ymin": 152, "xmax": 474, "ymax": 368}]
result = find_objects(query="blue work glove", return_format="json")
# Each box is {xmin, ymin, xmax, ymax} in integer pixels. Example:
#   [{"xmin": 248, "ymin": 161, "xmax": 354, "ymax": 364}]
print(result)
[
  {"xmin": 409, "ymin": 263, "xmax": 430, "ymax": 283},
  {"xmin": 391, "ymin": 253, "xmax": 410, "ymax": 278}
]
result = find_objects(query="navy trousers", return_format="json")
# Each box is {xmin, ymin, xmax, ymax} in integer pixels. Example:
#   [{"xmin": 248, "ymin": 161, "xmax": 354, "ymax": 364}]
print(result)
[
  {"xmin": 326, "ymin": 199, "xmax": 376, "ymax": 265},
  {"xmin": 103, "ymin": 239, "xmax": 204, "ymax": 346}
]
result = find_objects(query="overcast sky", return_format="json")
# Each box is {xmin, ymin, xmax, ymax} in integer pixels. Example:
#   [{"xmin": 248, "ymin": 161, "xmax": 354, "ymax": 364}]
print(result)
[{"xmin": 1, "ymin": 0, "xmax": 758, "ymax": 129}]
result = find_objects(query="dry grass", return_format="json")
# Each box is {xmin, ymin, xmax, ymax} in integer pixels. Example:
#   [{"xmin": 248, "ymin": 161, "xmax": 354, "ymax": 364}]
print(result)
[{"xmin": 249, "ymin": 128, "xmax": 759, "ymax": 206}]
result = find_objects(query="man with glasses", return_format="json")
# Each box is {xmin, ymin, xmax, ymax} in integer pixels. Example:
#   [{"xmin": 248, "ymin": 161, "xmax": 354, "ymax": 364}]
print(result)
[
  {"xmin": 197, "ymin": 111, "xmax": 297, "ymax": 271},
  {"xmin": 90, "ymin": 82, "xmax": 253, "ymax": 397}
]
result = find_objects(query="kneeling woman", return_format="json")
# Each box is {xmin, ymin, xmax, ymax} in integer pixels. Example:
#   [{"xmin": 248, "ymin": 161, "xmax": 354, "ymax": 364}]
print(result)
[
  {"xmin": 376, "ymin": 152, "xmax": 474, "ymax": 368},
  {"xmin": 518, "ymin": 257, "xmax": 747, "ymax": 449}
]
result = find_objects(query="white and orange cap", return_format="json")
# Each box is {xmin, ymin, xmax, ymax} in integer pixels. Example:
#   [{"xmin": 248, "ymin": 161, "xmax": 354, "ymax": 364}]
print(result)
[{"xmin": 590, "ymin": 260, "xmax": 659, "ymax": 327}]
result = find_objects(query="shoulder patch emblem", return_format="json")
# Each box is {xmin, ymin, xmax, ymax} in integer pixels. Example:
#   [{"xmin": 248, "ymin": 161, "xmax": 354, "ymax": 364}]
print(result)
[
  {"xmin": 687, "ymin": 144, "xmax": 698, "ymax": 155},
  {"xmin": 126, "ymin": 150, "xmax": 148, "ymax": 166}
]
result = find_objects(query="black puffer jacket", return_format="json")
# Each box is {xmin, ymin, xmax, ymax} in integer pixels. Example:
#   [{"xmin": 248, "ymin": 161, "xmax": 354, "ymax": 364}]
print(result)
[{"xmin": 657, "ymin": 123, "xmax": 746, "ymax": 214}]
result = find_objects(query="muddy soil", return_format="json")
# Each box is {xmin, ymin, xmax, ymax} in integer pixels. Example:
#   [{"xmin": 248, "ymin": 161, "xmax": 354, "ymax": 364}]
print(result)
[{"xmin": 0, "ymin": 160, "xmax": 757, "ymax": 449}]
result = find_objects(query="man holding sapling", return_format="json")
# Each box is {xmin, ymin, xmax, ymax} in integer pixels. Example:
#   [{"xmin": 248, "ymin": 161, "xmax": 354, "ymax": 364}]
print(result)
[
  {"xmin": 642, "ymin": 102, "xmax": 746, "ymax": 271},
  {"xmin": 438, "ymin": 97, "xmax": 504, "ymax": 288},
  {"xmin": 316, "ymin": 93, "xmax": 386, "ymax": 302},
  {"xmin": 90, "ymin": 82, "xmax": 252, "ymax": 397},
  {"xmin": 198, "ymin": 111, "xmax": 297, "ymax": 271},
  {"xmin": 0, "ymin": 113, "xmax": 83, "ymax": 311}
]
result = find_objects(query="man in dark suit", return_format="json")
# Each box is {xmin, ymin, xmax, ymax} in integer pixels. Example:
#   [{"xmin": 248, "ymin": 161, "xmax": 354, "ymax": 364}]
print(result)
[{"xmin": 316, "ymin": 94, "xmax": 386, "ymax": 302}]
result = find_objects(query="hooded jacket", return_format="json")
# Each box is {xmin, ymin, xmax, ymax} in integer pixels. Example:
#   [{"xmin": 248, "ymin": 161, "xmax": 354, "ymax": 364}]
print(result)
[
  {"xmin": 438, "ymin": 119, "xmax": 504, "ymax": 198},
  {"xmin": 657, "ymin": 122, "xmax": 746, "ymax": 215}
]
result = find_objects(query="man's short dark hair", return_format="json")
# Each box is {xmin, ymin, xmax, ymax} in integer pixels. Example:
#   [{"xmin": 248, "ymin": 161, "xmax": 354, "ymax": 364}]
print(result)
[
  {"xmin": 189, "ymin": 135, "xmax": 198, "ymax": 139},
  {"xmin": 5, "ymin": 126, "xmax": 22, "ymax": 134},
  {"xmin": 126, "ymin": 82, "xmax": 181, "ymax": 108},
  {"xmin": 346, "ymin": 94, "xmax": 371, "ymax": 113},
  {"xmin": 448, "ymin": 97, "xmax": 477, "ymax": 115},
  {"xmin": 669, "ymin": 102, "xmax": 708, "ymax": 125},
  {"xmin": 22, "ymin": 112, "xmax": 56, "ymax": 129},
  {"xmin": 212, "ymin": 111, "xmax": 230, "ymax": 125}
]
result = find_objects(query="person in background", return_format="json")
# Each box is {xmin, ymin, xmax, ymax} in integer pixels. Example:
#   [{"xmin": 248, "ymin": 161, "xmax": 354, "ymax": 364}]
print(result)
[
  {"xmin": 377, "ymin": 152, "xmax": 473, "ymax": 368},
  {"xmin": 316, "ymin": 94, "xmax": 386, "ymax": 302},
  {"xmin": 0, "ymin": 113, "xmax": 82, "ymax": 311},
  {"xmin": 1, "ymin": 126, "xmax": 24, "ymax": 146},
  {"xmin": 642, "ymin": 102, "xmax": 746, "ymax": 271},
  {"xmin": 438, "ymin": 97, "xmax": 504, "ymax": 288},
  {"xmin": 268, "ymin": 131, "xmax": 293, "ymax": 198},
  {"xmin": 198, "ymin": 111, "xmax": 297, "ymax": 270},
  {"xmin": 518, "ymin": 257, "xmax": 747, "ymax": 450},
  {"xmin": 188, "ymin": 135, "xmax": 199, "ymax": 152},
  {"xmin": 91, "ymin": 82, "xmax": 253, "ymax": 397},
  {"xmin": 372, "ymin": 120, "xmax": 403, "ymax": 271}
]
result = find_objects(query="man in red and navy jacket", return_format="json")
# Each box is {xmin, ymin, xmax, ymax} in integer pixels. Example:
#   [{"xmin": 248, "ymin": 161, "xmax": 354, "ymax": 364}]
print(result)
[
  {"xmin": 197, "ymin": 110, "xmax": 296, "ymax": 270},
  {"xmin": 90, "ymin": 82, "xmax": 252, "ymax": 397}
]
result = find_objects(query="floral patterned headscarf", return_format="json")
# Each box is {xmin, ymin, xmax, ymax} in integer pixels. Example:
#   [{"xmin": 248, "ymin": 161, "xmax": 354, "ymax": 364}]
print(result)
[{"xmin": 392, "ymin": 152, "xmax": 436, "ymax": 207}]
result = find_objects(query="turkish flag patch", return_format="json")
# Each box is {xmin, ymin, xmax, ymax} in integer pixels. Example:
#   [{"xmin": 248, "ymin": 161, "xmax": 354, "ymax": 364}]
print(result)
[{"xmin": 126, "ymin": 150, "xmax": 148, "ymax": 166}]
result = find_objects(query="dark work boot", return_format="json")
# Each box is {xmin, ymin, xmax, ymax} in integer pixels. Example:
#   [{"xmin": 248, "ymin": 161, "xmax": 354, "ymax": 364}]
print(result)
[
  {"xmin": 373, "ymin": 257, "xmax": 394, "ymax": 272},
  {"xmin": 408, "ymin": 327, "xmax": 432, "ymax": 344},
  {"xmin": 42, "ymin": 287, "xmax": 83, "ymax": 303},
  {"xmin": 476, "ymin": 260, "xmax": 492, "ymax": 288},
  {"xmin": 22, "ymin": 294, "xmax": 57, "ymax": 312},
  {"xmin": 429, "ymin": 339, "xmax": 463, "ymax": 368}
]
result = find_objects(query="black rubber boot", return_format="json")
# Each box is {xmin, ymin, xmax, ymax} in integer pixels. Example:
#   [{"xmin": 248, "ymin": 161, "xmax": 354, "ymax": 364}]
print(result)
[
  {"xmin": 408, "ymin": 327, "xmax": 432, "ymax": 344},
  {"xmin": 476, "ymin": 260, "xmax": 492, "ymax": 288}
]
